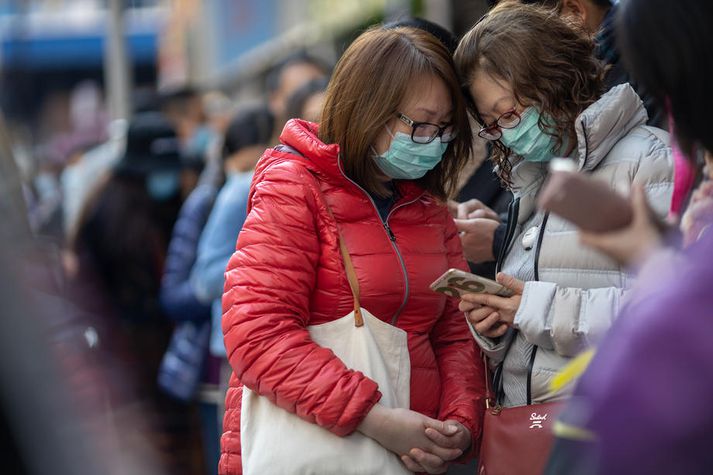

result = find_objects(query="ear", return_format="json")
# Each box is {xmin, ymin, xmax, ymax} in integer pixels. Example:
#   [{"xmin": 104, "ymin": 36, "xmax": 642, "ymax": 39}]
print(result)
[{"xmin": 560, "ymin": 0, "xmax": 587, "ymax": 26}]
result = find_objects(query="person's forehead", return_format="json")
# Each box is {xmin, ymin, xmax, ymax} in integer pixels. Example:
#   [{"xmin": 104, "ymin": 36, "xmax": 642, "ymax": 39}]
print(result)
[
  {"xmin": 400, "ymin": 74, "xmax": 451, "ymax": 110},
  {"xmin": 471, "ymin": 72, "xmax": 515, "ymax": 117}
]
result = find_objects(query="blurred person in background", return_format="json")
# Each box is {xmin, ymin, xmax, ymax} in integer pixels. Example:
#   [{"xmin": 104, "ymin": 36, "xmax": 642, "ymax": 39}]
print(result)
[
  {"xmin": 284, "ymin": 76, "xmax": 328, "ymax": 124},
  {"xmin": 219, "ymin": 25, "xmax": 485, "ymax": 475},
  {"xmin": 60, "ymin": 119, "xmax": 128, "ymax": 242},
  {"xmin": 160, "ymin": 85, "xmax": 219, "ymax": 194},
  {"xmin": 158, "ymin": 125, "xmax": 223, "ymax": 473},
  {"xmin": 543, "ymin": 1, "xmax": 713, "ymax": 474},
  {"xmin": 61, "ymin": 86, "xmax": 164, "ymax": 243},
  {"xmin": 0, "ymin": 110, "xmax": 164, "ymax": 475},
  {"xmin": 453, "ymin": 2, "xmax": 672, "ymax": 411},
  {"xmin": 190, "ymin": 103, "xmax": 274, "ymax": 472},
  {"xmin": 68, "ymin": 112, "xmax": 203, "ymax": 474},
  {"xmin": 264, "ymin": 52, "xmax": 329, "ymax": 143},
  {"xmin": 29, "ymin": 81, "xmax": 110, "ymax": 240}
]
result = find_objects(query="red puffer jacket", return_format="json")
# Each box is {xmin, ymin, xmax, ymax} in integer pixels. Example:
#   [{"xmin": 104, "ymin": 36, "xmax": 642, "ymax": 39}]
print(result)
[{"xmin": 219, "ymin": 119, "xmax": 485, "ymax": 474}]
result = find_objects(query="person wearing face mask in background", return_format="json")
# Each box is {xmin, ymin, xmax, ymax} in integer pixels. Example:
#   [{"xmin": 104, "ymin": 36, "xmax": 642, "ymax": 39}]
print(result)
[
  {"xmin": 218, "ymin": 26, "xmax": 485, "ymax": 475},
  {"xmin": 160, "ymin": 86, "xmax": 222, "ymax": 198},
  {"xmin": 452, "ymin": 2, "xmax": 673, "ymax": 411}
]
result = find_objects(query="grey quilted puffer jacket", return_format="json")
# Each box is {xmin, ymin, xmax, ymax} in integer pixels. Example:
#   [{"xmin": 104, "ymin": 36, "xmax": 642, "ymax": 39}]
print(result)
[{"xmin": 473, "ymin": 84, "xmax": 674, "ymax": 407}]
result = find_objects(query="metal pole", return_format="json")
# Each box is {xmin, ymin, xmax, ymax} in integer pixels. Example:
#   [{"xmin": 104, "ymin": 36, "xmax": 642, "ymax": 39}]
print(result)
[
  {"xmin": 104, "ymin": 0, "xmax": 132, "ymax": 121},
  {"xmin": 424, "ymin": 0, "xmax": 454, "ymax": 31}
]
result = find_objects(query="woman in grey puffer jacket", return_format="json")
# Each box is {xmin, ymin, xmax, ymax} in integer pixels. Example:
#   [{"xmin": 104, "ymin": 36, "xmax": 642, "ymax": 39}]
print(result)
[{"xmin": 453, "ymin": 3, "xmax": 674, "ymax": 407}]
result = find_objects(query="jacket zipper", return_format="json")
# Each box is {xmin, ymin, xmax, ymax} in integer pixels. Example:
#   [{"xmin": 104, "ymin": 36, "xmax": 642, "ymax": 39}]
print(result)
[
  {"xmin": 337, "ymin": 160, "xmax": 420, "ymax": 326},
  {"xmin": 533, "ymin": 212, "xmax": 550, "ymax": 282},
  {"xmin": 383, "ymin": 198, "xmax": 421, "ymax": 325},
  {"xmin": 495, "ymin": 197, "xmax": 521, "ymax": 275}
]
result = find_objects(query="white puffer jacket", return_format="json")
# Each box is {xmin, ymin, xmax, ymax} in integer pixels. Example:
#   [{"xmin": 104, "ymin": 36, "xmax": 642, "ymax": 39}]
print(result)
[{"xmin": 474, "ymin": 84, "xmax": 674, "ymax": 407}]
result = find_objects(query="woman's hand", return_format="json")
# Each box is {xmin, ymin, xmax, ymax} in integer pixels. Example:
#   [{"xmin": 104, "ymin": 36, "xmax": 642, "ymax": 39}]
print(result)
[
  {"xmin": 448, "ymin": 199, "xmax": 500, "ymax": 221},
  {"xmin": 400, "ymin": 419, "xmax": 471, "ymax": 474},
  {"xmin": 357, "ymin": 405, "xmax": 463, "ymax": 471},
  {"xmin": 459, "ymin": 273, "xmax": 525, "ymax": 338},
  {"xmin": 579, "ymin": 185, "xmax": 664, "ymax": 267}
]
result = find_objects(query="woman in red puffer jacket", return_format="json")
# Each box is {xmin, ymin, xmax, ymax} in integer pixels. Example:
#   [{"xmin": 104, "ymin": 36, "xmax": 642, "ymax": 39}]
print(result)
[{"xmin": 220, "ymin": 25, "xmax": 485, "ymax": 475}]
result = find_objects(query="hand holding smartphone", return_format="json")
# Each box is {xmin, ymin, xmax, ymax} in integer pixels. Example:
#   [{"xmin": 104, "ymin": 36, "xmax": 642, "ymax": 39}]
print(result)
[
  {"xmin": 537, "ymin": 159, "xmax": 634, "ymax": 233},
  {"xmin": 430, "ymin": 269, "xmax": 514, "ymax": 299}
]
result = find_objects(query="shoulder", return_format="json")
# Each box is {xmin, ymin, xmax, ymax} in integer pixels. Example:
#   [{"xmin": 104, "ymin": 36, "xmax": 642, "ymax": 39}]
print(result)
[
  {"xmin": 596, "ymin": 125, "xmax": 673, "ymax": 191},
  {"xmin": 253, "ymin": 150, "xmax": 321, "ymax": 193},
  {"xmin": 604, "ymin": 125, "xmax": 672, "ymax": 167},
  {"xmin": 182, "ymin": 183, "xmax": 216, "ymax": 214}
]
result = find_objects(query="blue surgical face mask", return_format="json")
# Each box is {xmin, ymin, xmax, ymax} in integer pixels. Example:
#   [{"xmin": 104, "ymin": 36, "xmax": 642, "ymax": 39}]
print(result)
[
  {"xmin": 500, "ymin": 107, "xmax": 558, "ymax": 163},
  {"xmin": 373, "ymin": 128, "xmax": 448, "ymax": 180},
  {"xmin": 146, "ymin": 171, "xmax": 180, "ymax": 201},
  {"xmin": 184, "ymin": 125, "xmax": 217, "ymax": 159}
]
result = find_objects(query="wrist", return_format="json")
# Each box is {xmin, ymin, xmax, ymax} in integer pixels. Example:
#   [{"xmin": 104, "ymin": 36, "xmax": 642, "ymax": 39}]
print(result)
[{"xmin": 357, "ymin": 403, "xmax": 389, "ymax": 440}]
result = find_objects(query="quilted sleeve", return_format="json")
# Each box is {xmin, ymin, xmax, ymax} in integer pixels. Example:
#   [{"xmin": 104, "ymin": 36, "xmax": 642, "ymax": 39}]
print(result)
[
  {"xmin": 222, "ymin": 164, "xmax": 381, "ymax": 436},
  {"xmin": 430, "ymin": 211, "xmax": 486, "ymax": 459},
  {"xmin": 159, "ymin": 184, "xmax": 214, "ymax": 322}
]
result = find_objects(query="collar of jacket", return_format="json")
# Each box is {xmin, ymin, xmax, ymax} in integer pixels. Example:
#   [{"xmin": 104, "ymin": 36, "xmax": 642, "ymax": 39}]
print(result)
[
  {"xmin": 573, "ymin": 83, "xmax": 648, "ymax": 172},
  {"xmin": 270, "ymin": 118, "xmax": 425, "ymax": 202}
]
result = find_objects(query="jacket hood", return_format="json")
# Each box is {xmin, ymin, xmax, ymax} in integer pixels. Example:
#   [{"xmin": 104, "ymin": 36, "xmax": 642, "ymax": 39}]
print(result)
[
  {"xmin": 574, "ymin": 83, "xmax": 648, "ymax": 171},
  {"xmin": 253, "ymin": 118, "xmax": 424, "ymax": 200},
  {"xmin": 253, "ymin": 119, "xmax": 341, "ymax": 183}
]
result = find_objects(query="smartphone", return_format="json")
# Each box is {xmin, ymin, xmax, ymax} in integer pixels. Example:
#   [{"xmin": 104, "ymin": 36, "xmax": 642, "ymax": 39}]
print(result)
[
  {"xmin": 430, "ymin": 269, "xmax": 514, "ymax": 298},
  {"xmin": 537, "ymin": 160, "xmax": 633, "ymax": 233}
]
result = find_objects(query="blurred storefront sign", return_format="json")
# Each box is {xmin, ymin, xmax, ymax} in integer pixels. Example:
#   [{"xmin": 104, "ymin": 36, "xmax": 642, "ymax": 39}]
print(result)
[{"xmin": 0, "ymin": 6, "xmax": 163, "ymax": 70}]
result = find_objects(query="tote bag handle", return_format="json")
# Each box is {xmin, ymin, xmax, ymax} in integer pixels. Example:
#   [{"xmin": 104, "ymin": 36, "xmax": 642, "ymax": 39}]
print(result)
[
  {"xmin": 276, "ymin": 144, "xmax": 364, "ymax": 327},
  {"xmin": 337, "ymin": 235, "xmax": 364, "ymax": 327}
]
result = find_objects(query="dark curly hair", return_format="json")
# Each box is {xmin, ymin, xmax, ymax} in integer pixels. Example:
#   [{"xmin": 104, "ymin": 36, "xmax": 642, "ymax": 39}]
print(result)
[{"xmin": 454, "ymin": 1, "xmax": 605, "ymax": 185}]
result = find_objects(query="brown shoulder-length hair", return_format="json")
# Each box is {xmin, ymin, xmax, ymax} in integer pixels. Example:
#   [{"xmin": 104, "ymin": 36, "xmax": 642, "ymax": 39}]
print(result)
[
  {"xmin": 319, "ymin": 25, "xmax": 472, "ymax": 200},
  {"xmin": 454, "ymin": 2, "xmax": 606, "ymax": 185}
]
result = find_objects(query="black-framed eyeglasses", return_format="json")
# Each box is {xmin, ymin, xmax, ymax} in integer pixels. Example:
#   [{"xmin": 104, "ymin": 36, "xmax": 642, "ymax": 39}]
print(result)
[
  {"xmin": 397, "ymin": 112, "xmax": 457, "ymax": 145},
  {"xmin": 478, "ymin": 109, "xmax": 521, "ymax": 141}
]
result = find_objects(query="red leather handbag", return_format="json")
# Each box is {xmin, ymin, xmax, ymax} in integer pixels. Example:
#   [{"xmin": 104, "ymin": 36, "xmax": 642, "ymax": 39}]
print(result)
[{"xmin": 477, "ymin": 347, "xmax": 565, "ymax": 475}]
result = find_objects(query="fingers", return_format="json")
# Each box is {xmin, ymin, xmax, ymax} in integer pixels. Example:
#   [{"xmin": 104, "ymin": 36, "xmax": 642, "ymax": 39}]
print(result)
[
  {"xmin": 461, "ymin": 292, "xmax": 508, "ymax": 310},
  {"xmin": 423, "ymin": 418, "xmax": 458, "ymax": 436},
  {"xmin": 464, "ymin": 306, "xmax": 493, "ymax": 326},
  {"xmin": 425, "ymin": 427, "xmax": 458, "ymax": 450},
  {"xmin": 482, "ymin": 322, "xmax": 509, "ymax": 339},
  {"xmin": 447, "ymin": 200, "xmax": 459, "ymax": 218},
  {"xmin": 457, "ymin": 199, "xmax": 485, "ymax": 220},
  {"xmin": 474, "ymin": 311, "xmax": 501, "ymax": 334},
  {"xmin": 496, "ymin": 272, "xmax": 525, "ymax": 294},
  {"xmin": 630, "ymin": 185, "xmax": 653, "ymax": 224},
  {"xmin": 454, "ymin": 218, "xmax": 473, "ymax": 233},
  {"xmin": 408, "ymin": 448, "xmax": 450, "ymax": 473},
  {"xmin": 401, "ymin": 455, "xmax": 425, "ymax": 473},
  {"xmin": 458, "ymin": 299, "xmax": 480, "ymax": 312},
  {"xmin": 469, "ymin": 208, "xmax": 500, "ymax": 221}
]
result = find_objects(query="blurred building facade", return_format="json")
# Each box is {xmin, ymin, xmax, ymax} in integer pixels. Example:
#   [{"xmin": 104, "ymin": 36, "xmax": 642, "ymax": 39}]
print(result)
[{"xmin": 159, "ymin": 0, "xmax": 489, "ymax": 98}]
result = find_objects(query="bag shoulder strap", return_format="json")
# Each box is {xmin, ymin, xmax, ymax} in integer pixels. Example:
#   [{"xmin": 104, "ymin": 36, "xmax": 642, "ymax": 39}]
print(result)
[{"xmin": 275, "ymin": 144, "xmax": 363, "ymax": 327}]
